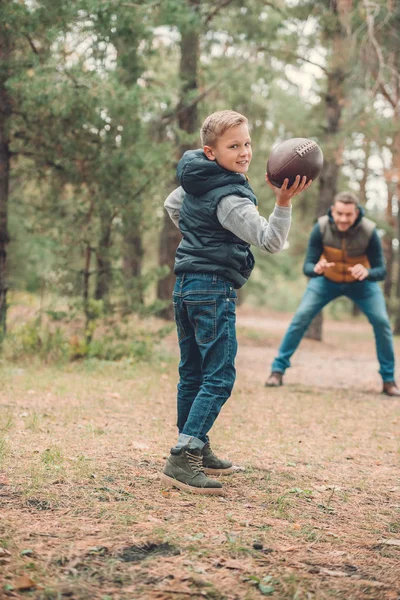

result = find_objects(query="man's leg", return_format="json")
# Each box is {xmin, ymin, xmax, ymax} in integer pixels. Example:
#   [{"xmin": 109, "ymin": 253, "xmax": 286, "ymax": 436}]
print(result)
[
  {"xmin": 269, "ymin": 277, "xmax": 340, "ymax": 376},
  {"xmin": 347, "ymin": 281, "xmax": 396, "ymax": 385}
]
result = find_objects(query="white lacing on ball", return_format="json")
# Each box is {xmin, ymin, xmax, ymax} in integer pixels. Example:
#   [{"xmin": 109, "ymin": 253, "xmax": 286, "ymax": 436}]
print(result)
[{"xmin": 295, "ymin": 140, "xmax": 317, "ymax": 157}]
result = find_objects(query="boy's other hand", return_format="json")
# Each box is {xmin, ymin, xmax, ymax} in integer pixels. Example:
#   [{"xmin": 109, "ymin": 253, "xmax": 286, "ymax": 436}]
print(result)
[{"xmin": 265, "ymin": 174, "xmax": 312, "ymax": 207}]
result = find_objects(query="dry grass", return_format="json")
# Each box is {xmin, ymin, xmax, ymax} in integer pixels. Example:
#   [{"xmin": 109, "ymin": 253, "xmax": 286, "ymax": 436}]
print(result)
[{"xmin": 1, "ymin": 307, "xmax": 400, "ymax": 599}]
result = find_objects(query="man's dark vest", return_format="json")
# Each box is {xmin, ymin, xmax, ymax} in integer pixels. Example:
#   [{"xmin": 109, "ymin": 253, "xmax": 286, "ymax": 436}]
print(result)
[
  {"xmin": 174, "ymin": 150, "xmax": 258, "ymax": 288},
  {"xmin": 318, "ymin": 213, "xmax": 376, "ymax": 283}
]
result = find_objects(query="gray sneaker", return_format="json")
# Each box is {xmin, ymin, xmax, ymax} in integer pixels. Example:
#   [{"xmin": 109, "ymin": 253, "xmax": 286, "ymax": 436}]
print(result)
[
  {"xmin": 202, "ymin": 441, "xmax": 236, "ymax": 475},
  {"xmin": 160, "ymin": 446, "xmax": 224, "ymax": 495}
]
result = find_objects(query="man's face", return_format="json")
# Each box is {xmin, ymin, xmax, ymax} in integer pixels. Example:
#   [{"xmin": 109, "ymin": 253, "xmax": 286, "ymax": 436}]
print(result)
[
  {"xmin": 331, "ymin": 201, "xmax": 359, "ymax": 232},
  {"xmin": 204, "ymin": 123, "xmax": 252, "ymax": 174}
]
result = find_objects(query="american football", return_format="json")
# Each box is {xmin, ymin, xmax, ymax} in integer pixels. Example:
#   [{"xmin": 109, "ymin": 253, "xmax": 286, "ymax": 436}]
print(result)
[{"xmin": 267, "ymin": 138, "xmax": 324, "ymax": 188}]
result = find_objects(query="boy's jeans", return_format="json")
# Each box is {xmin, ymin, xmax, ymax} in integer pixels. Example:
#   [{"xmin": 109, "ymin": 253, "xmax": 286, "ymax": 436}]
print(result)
[
  {"xmin": 271, "ymin": 277, "xmax": 395, "ymax": 382},
  {"xmin": 173, "ymin": 273, "xmax": 238, "ymax": 443}
]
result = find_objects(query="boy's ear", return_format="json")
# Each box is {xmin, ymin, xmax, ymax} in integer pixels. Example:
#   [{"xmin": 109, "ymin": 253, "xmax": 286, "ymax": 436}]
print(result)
[{"xmin": 203, "ymin": 145, "xmax": 216, "ymax": 161}]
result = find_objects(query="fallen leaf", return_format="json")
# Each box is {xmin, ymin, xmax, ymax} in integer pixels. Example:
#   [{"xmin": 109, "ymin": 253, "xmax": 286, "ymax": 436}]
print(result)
[
  {"xmin": 319, "ymin": 568, "xmax": 349, "ymax": 577},
  {"xmin": 224, "ymin": 559, "xmax": 245, "ymax": 570},
  {"xmin": 14, "ymin": 575, "xmax": 36, "ymax": 590},
  {"xmin": 278, "ymin": 546, "xmax": 298, "ymax": 552},
  {"xmin": 376, "ymin": 539, "xmax": 400, "ymax": 547}
]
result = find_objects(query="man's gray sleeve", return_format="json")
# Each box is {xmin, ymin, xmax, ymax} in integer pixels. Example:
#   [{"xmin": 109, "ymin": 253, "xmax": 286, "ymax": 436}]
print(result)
[
  {"xmin": 164, "ymin": 186, "xmax": 184, "ymax": 228},
  {"xmin": 217, "ymin": 195, "xmax": 292, "ymax": 253}
]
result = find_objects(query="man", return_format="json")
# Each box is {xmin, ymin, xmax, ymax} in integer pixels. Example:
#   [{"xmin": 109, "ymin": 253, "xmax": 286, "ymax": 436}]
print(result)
[{"xmin": 265, "ymin": 191, "xmax": 400, "ymax": 396}]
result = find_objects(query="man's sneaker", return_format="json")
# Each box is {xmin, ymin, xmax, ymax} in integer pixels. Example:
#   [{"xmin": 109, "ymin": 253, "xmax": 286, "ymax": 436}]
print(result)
[
  {"xmin": 265, "ymin": 371, "xmax": 283, "ymax": 387},
  {"xmin": 382, "ymin": 381, "xmax": 400, "ymax": 397},
  {"xmin": 160, "ymin": 446, "xmax": 223, "ymax": 495},
  {"xmin": 202, "ymin": 441, "xmax": 236, "ymax": 475}
]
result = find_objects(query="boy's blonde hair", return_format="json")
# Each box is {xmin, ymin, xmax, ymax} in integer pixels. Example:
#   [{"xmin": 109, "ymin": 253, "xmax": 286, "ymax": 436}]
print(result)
[{"xmin": 200, "ymin": 110, "xmax": 248, "ymax": 147}]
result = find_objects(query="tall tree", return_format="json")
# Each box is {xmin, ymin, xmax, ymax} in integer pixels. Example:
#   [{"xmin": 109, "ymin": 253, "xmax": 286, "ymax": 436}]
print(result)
[
  {"xmin": 157, "ymin": 0, "xmax": 201, "ymax": 320},
  {"xmin": 359, "ymin": 1, "xmax": 400, "ymax": 332},
  {"xmin": 0, "ymin": 10, "xmax": 11, "ymax": 340}
]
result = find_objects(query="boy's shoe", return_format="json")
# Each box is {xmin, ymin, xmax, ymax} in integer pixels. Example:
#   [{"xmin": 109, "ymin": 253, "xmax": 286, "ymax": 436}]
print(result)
[
  {"xmin": 202, "ymin": 441, "xmax": 236, "ymax": 475},
  {"xmin": 160, "ymin": 446, "xmax": 224, "ymax": 495},
  {"xmin": 265, "ymin": 372, "xmax": 283, "ymax": 387},
  {"xmin": 382, "ymin": 381, "xmax": 400, "ymax": 397}
]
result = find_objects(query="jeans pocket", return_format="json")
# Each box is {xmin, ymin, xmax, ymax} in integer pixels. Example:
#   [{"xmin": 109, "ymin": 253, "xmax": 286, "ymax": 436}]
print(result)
[
  {"xmin": 173, "ymin": 301, "xmax": 187, "ymax": 342},
  {"xmin": 185, "ymin": 300, "xmax": 216, "ymax": 344}
]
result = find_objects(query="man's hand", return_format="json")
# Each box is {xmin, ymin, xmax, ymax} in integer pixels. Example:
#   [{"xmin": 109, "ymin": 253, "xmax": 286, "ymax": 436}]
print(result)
[
  {"xmin": 348, "ymin": 264, "xmax": 369, "ymax": 281},
  {"xmin": 314, "ymin": 258, "xmax": 335, "ymax": 275},
  {"xmin": 265, "ymin": 174, "xmax": 313, "ymax": 207}
]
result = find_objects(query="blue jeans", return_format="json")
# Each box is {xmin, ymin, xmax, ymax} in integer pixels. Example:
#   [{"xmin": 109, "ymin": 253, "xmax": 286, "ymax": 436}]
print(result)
[
  {"xmin": 173, "ymin": 273, "xmax": 238, "ymax": 443},
  {"xmin": 271, "ymin": 277, "xmax": 395, "ymax": 382}
]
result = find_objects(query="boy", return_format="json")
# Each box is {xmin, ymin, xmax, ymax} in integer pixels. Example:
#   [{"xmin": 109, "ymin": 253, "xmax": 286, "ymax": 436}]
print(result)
[{"xmin": 161, "ymin": 110, "xmax": 312, "ymax": 495}]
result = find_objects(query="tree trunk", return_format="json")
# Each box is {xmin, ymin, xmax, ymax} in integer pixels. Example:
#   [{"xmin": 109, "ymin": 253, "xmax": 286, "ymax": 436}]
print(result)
[
  {"xmin": 383, "ymin": 235, "xmax": 394, "ymax": 304},
  {"xmin": 95, "ymin": 207, "xmax": 113, "ymax": 309},
  {"xmin": 305, "ymin": 312, "xmax": 323, "ymax": 340},
  {"xmin": 305, "ymin": 14, "xmax": 349, "ymax": 341},
  {"xmin": 157, "ymin": 0, "xmax": 200, "ymax": 320},
  {"xmin": 0, "ymin": 28, "xmax": 11, "ymax": 342},
  {"xmin": 304, "ymin": 124, "xmax": 341, "ymax": 341},
  {"xmin": 122, "ymin": 219, "xmax": 144, "ymax": 311},
  {"xmin": 393, "ymin": 131, "xmax": 400, "ymax": 334},
  {"xmin": 83, "ymin": 244, "xmax": 93, "ymax": 344},
  {"xmin": 383, "ymin": 179, "xmax": 395, "ymax": 306}
]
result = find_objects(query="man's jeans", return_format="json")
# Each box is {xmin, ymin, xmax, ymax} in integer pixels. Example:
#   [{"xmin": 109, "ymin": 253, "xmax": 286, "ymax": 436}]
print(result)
[
  {"xmin": 173, "ymin": 273, "xmax": 238, "ymax": 443},
  {"xmin": 271, "ymin": 277, "xmax": 395, "ymax": 382}
]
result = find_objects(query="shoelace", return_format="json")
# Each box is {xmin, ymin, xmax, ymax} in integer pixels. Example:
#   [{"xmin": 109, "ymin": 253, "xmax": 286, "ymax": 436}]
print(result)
[
  {"xmin": 187, "ymin": 451, "xmax": 204, "ymax": 475},
  {"xmin": 203, "ymin": 442, "xmax": 215, "ymax": 458}
]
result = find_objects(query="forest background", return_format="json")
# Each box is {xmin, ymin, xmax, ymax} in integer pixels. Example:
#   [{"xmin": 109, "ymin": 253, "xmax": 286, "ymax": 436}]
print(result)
[{"xmin": 1, "ymin": 0, "xmax": 400, "ymax": 362}]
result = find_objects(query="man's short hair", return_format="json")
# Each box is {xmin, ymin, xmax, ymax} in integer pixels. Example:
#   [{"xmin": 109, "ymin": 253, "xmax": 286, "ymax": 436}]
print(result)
[
  {"xmin": 200, "ymin": 110, "xmax": 248, "ymax": 147},
  {"xmin": 333, "ymin": 191, "xmax": 359, "ymax": 206}
]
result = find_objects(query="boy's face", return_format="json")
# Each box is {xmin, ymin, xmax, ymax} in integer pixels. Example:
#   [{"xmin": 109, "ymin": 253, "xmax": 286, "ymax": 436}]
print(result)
[{"xmin": 203, "ymin": 123, "xmax": 252, "ymax": 174}]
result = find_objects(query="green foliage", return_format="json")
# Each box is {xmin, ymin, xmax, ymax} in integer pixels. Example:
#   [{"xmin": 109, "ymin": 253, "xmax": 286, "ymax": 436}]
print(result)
[
  {"xmin": 1, "ymin": 0, "xmax": 398, "ymax": 332},
  {"xmin": 2, "ymin": 320, "xmax": 70, "ymax": 364},
  {"xmin": 1, "ymin": 308, "xmax": 173, "ymax": 365}
]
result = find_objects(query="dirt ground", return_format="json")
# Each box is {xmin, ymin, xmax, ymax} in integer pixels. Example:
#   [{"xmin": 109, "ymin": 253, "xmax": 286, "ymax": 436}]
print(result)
[{"xmin": 0, "ymin": 307, "xmax": 399, "ymax": 599}]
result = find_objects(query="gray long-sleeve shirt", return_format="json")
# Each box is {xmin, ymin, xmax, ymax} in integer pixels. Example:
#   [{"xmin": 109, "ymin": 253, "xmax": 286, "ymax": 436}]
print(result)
[{"xmin": 164, "ymin": 186, "xmax": 292, "ymax": 253}]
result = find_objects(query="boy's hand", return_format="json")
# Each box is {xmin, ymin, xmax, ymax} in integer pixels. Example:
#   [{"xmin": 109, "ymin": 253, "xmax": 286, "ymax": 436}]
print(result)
[{"xmin": 265, "ymin": 174, "xmax": 313, "ymax": 207}]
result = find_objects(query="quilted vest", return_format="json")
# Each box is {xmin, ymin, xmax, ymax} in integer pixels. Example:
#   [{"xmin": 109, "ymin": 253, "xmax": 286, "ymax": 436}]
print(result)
[
  {"xmin": 174, "ymin": 149, "xmax": 258, "ymax": 288},
  {"xmin": 318, "ymin": 211, "xmax": 376, "ymax": 283}
]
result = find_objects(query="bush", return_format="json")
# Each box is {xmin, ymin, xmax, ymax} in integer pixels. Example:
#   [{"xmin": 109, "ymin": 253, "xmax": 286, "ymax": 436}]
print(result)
[
  {"xmin": 1, "ymin": 318, "xmax": 173, "ymax": 365},
  {"xmin": 2, "ymin": 320, "xmax": 70, "ymax": 364}
]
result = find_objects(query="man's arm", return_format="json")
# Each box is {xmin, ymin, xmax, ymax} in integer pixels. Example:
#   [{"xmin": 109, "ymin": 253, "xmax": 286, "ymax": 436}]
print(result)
[
  {"xmin": 303, "ymin": 223, "xmax": 324, "ymax": 277},
  {"xmin": 366, "ymin": 230, "xmax": 387, "ymax": 281},
  {"xmin": 217, "ymin": 196, "xmax": 291, "ymax": 253},
  {"xmin": 164, "ymin": 186, "xmax": 184, "ymax": 228}
]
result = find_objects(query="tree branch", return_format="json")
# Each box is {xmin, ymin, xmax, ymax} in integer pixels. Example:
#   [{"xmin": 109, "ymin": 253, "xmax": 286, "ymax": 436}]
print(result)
[
  {"xmin": 204, "ymin": 0, "xmax": 235, "ymax": 25},
  {"xmin": 293, "ymin": 54, "xmax": 330, "ymax": 76},
  {"xmin": 363, "ymin": 0, "xmax": 398, "ymax": 107},
  {"xmin": 24, "ymin": 34, "xmax": 39, "ymax": 55},
  {"xmin": 10, "ymin": 151, "xmax": 65, "ymax": 171},
  {"xmin": 161, "ymin": 49, "xmax": 263, "ymax": 125}
]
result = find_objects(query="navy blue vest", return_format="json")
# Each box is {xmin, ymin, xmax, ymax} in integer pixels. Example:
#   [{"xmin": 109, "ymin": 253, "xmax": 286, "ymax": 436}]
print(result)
[{"xmin": 175, "ymin": 149, "xmax": 257, "ymax": 288}]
